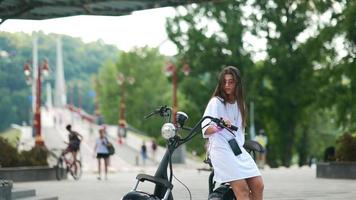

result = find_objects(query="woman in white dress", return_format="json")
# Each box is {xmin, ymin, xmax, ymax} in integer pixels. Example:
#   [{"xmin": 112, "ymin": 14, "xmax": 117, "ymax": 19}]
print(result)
[{"xmin": 202, "ymin": 66, "xmax": 264, "ymax": 200}]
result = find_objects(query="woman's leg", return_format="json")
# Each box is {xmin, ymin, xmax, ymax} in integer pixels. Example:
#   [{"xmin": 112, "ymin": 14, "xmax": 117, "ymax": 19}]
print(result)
[
  {"xmin": 246, "ymin": 176, "xmax": 264, "ymax": 200},
  {"xmin": 104, "ymin": 157, "xmax": 109, "ymax": 179},
  {"xmin": 72, "ymin": 151, "xmax": 77, "ymax": 162},
  {"xmin": 72, "ymin": 151, "xmax": 77, "ymax": 173},
  {"xmin": 230, "ymin": 179, "xmax": 250, "ymax": 200},
  {"xmin": 97, "ymin": 157, "xmax": 101, "ymax": 179}
]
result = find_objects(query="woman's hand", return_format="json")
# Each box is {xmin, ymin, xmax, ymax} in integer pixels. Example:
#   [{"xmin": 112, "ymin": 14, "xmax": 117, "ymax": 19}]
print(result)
[
  {"xmin": 221, "ymin": 118, "xmax": 232, "ymax": 128},
  {"xmin": 204, "ymin": 118, "xmax": 232, "ymax": 136}
]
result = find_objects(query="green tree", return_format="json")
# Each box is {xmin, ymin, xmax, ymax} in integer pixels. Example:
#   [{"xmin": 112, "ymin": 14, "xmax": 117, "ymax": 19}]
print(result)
[
  {"xmin": 166, "ymin": 0, "xmax": 352, "ymax": 166},
  {"xmin": 0, "ymin": 31, "xmax": 118, "ymax": 131},
  {"xmin": 0, "ymin": 32, "xmax": 32, "ymax": 130},
  {"xmin": 96, "ymin": 47, "xmax": 172, "ymax": 137},
  {"xmin": 249, "ymin": 0, "xmax": 342, "ymax": 166},
  {"xmin": 315, "ymin": 0, "xmax": 356, "ymax": 131},
  {"xmin": 166, "ymin": 0, "xmax": 254, "ymax": 155}
]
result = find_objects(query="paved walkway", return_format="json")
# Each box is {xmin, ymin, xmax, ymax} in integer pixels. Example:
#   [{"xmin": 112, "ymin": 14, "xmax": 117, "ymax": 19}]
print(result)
[
  {"xmin": 13, "ymin": 107, "xmax": 356, "ymax": 199},
  {"xmin": 14, "ymin": 167, "xmax": 356, "ymax": 200}
]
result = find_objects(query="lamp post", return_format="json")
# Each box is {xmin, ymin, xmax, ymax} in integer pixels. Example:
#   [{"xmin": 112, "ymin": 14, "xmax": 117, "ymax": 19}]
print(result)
[
  {"xmin": 116, "ymin": 72, "xmax": 135, "ymax": 143},
  {"xmin": 69, "ymin": 82, "xmax": 74, "ymax": 107},
  {"xmin": 164, "ymin": 62, "xmax": 190, "ymax": 164},
  {"xmin": 77, "ymin": 81, "xmax": 82, "ymax": 112},
  {"xmin": 23, "ymin": 59, "xmax": 49, "ymax": 146},
  {"xmin": 164, "ymin": 62, "xmax": 190, "ymax": 123},
  {"xmin": 93, "ymin": 77, "xmax": 104, "ymax": 125}
]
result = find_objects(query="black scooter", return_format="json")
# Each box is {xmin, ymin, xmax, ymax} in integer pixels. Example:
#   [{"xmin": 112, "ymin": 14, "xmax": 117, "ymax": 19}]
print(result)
[{"xmin": 121, "ymin": 106, "xmax": 242, "ymax": 200}]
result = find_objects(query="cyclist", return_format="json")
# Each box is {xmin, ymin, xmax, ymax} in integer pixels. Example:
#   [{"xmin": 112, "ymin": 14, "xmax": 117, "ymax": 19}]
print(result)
[{"xmin": 62, "ymin": 124, "xmax": 83, "ymax": 165}]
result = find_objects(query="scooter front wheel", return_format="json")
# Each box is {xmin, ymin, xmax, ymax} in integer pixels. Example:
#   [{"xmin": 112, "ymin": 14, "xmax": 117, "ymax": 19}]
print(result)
[{"xmin": 122, "ymin": 191, "xmax": 160, "ymax": 200}]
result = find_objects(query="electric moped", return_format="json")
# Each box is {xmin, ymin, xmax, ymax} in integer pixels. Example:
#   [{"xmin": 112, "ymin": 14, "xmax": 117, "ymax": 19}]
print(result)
[{"xmin": 121, "ymin": 106, "xmax": 240, "ymax": 200}]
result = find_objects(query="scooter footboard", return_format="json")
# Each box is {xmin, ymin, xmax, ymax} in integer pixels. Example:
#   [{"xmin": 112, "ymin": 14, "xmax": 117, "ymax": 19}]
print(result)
[{"xmin": 136, "ymin": 174, "xmax": 173, "ymax": 189}]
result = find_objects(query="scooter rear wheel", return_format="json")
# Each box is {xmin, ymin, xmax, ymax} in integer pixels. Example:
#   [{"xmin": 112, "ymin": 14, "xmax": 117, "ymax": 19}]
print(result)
[
  {"xmin": 208, "ymin": 185, "xmax": 236, "ymax": 200},
  {"xmin": 122, "ymin": 191, "xmax": 160, "ymax": 200}
]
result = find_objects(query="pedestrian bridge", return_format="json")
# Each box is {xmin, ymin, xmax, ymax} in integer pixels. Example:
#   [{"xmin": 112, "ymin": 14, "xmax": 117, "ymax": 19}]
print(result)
[{"xmin": 16, "ymin": 106, "xmax": 202, "ymax": 173}]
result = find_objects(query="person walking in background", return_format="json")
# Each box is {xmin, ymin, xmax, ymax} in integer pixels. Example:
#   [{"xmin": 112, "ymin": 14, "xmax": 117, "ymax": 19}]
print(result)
[
  {"xmin": 94, "ymin": 128, "xmax": 109, "ymax": 180},
  {"xmin": 202, "ymin": 66, "xmax": 264, "ymax": 200},
  {"xmin": 253, "ymin": 129, "xmax": 268, "ymax": 169},
  {"xmin": 151, "ymin": 139, "xmax": 157, "ymax": 162},
  {"xmin": 101, "ymin": 125, "xmax": 111, "ymax": 167},
  {"xmin": 141, "ymin": 141, "xmax": 148, "ymax": 166}
]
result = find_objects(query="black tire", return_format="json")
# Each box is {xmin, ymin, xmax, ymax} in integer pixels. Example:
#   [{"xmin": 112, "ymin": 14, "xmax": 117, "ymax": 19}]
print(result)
[
  {"xmin": 208, "ymin": 185, "xmax": 236, "ymax": 200},
  {"xmin": 55, "ymin": 157, "xmax": 65, "ymax": 181},
  {"xmin": 70, "ymin": 160, "xmax": 82, "ymax": 180},
  {"xmin": 122, "ymin": 191, "xmax": 160, "ymax": 200}
]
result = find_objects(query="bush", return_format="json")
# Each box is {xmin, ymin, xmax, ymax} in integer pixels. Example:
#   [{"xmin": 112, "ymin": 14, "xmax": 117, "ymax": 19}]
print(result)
[
  {"xmin": 0, "ymin": 137, "xmax": 48, "ymax": 167},
  {"xmin": 335, "ymin": 133, "xmax": 356, "ymax": 162},
  {"xmin": 19, "ymin": 146, "xmax": 48, "ymax": 166},
  {"xmin": 0, "ymin": 137, "xmax": 19, "ymax": 167}
]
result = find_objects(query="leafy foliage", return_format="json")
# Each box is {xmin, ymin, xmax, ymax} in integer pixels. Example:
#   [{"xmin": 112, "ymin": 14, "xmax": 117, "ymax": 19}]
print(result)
[
  {"xmin": 95, "ymin": 47, "xmax": 172, "ymax": 138},
  {"xmin": 249, "ymin": 0, "xmax": 337, "ymax": 167},
  {"xmin": 166, "ymin": 0, "xmax": 254, "ymax": 154},
  {"xmin": 166, "ymin": 0, "xmax": 355, "ymax": 166},
  {"xmin": 19, "ymin": 146, "xmax": 48, "ymax": 166},
  {"xmin": 0, "ymin": 137, "xmax": 19, "ymax": 167},
  {"xmin": 1, "ymin": 0, "xmax": 355, "ymax": 167},
  {"xmin": 336, "ymin": 133, "xmax": 356, "ymax": 161},
  {"xmin": 0, "ymin": 31, "xmax": 118, "ymax": 131},
  {"xmin": 0, "ymin": 137, "xmax": 48, "ymax": 167}
]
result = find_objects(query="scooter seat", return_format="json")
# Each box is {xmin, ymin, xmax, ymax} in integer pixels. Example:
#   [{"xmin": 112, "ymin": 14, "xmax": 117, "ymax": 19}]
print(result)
[
  {"xmin": 243, "ymin": 140, "xmax": 264, "ymax": 153},
  {"xmin": 121, "ymin": 191, "xmax": 160, "ymax": 200}
]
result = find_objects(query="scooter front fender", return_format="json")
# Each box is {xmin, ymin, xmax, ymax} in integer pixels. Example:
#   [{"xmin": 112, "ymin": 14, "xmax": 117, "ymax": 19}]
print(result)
[{"xmin": 122, "ymin": 191, "xmax": 160, "ymax": 200}]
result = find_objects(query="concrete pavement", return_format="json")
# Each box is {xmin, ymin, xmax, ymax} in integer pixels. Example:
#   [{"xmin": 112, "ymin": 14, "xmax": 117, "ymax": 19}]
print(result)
[
  {"xmin": 14, "ymin": 107, "xmax": 356, "ymax": 199},
  {"xmin": 13, "ymin": 167, "xmax": 356, "ymax": 200}
]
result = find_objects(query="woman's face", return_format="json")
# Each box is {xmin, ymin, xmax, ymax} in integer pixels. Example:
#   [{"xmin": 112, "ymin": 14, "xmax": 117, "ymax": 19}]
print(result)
[
  {"xmin": 223, "ymin": 74, "xmax": 236, "ymax": 96},
  {"xmin": 99, "ymin": 131, "xmax": 104, "ymax": 138}
]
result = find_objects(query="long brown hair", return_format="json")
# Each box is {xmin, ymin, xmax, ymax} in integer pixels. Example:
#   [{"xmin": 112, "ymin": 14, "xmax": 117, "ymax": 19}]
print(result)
[{"xmin": 212, "ymin": 66, "xmax": 247, "ymax": 129}]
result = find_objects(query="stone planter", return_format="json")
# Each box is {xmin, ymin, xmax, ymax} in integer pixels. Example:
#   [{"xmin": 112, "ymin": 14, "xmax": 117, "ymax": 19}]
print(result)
[
  {"xmin": 0, "ymin": 180, "xmax": 13, "ymax": 200},
  {"xmin": 0, "ymin": 166, "xmax": 66, "ymax": 182},
  {"xmin": 317, "ymin": 162, "xmax": 356, "ymax": 179}
]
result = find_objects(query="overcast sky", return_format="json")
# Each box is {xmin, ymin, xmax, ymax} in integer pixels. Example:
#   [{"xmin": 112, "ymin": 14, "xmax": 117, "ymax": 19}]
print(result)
[
  {"xmin": 1, "ymin": 6, "xmax": 273, "ymax": 61},
  {"xmin": 1, "ymin": 7, "xmax": 178, "ymax": 56}
]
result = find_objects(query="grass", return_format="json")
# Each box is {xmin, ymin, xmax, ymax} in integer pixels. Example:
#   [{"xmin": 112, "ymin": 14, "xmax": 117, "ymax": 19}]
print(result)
[{"xmin": 0, "ymin": 128, "xmax": 21, "ymax": 147}]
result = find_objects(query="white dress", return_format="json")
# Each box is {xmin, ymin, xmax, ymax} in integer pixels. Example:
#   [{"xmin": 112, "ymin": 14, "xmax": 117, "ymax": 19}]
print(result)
[{"xmin": 202, "ymin": 97, "xmax": 261, "ymax": 183}]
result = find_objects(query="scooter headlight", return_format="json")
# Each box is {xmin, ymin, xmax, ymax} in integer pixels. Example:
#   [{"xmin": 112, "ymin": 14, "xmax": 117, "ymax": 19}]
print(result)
[{"xmin": 161, "ymin": 123, "xmax": 176, "ymax": 139}]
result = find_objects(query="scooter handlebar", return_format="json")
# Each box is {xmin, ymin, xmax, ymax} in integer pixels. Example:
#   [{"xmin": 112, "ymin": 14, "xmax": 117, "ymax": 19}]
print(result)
[
  {"xmin": 211, "ymin": 117, "xmax": 238, "ymax": 131},
  {"xmin": 136, "ymin": 174, "xmax": 173, "ymax": 189},
  {"xmin": 178, "ymin": 116, "xmax": 238, "ymax": 145},
  {"xmin": 144, "ymin": 106, "xmax": 171, "ymax": 119}
]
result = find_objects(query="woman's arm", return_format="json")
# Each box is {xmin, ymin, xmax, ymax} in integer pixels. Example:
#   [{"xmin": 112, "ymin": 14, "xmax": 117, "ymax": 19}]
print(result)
[
  {"xmin": 204, "ymin": 117, "xmax": 234, "ymax": 136},
  {"xmin": 93, "ymin": 140, "xmax": 97, "ymax": 153},
  {"xmin": 76, "ymin": 132, "xmax": 83, "ymax": 140},
  {"xmin": 202, "ymin": 97, "xmax": 222, "ymax": 138},
  {"xmin": 204, "ymin": 125, "xmax": 221, "ymax": 136}
]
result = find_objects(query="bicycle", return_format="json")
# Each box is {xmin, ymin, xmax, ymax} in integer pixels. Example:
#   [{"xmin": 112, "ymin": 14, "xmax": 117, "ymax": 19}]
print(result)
[{"xmin": 55, "ymin": 149, "xmax": 83, "ymax": 180}]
